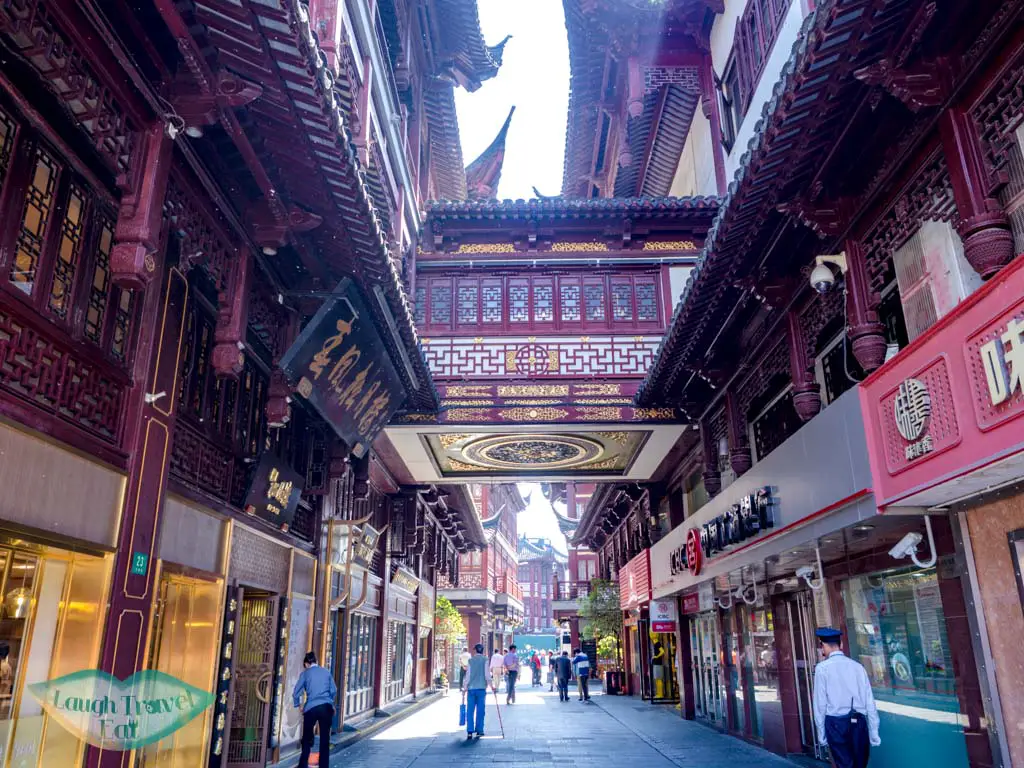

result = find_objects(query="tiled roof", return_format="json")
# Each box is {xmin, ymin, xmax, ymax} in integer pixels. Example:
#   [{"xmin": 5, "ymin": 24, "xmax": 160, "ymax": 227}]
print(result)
[
  {"xmin": 425, "ymin": 195, "xmax": 719, "ymax": 220},
  {"xmin": 465, "ymin": 106, "xmax": 515, "ymax": 200},
  {"xmin": 636, "ymin": 0, "xmax": 920, "ymax": 406},
  {"xmin": 424, "ymin": 82, "xmax": 469, "ymax": 201},
  {"xmin": 434, "ymin": 0, "xmax": 509, "ymax": 91},
  {"xmin": 181, "ymin": 0, "xmax": 438, "ymax": 410}
]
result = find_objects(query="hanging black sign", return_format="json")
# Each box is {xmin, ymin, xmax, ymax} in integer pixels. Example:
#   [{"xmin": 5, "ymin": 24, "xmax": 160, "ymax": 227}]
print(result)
[
  {"xmin": 243, "ymin": 452, "xmax": 304, "ymax": 531},
  {"xmin": 279, "ymin": 278, "xmax": 407, "ymax": 452}
]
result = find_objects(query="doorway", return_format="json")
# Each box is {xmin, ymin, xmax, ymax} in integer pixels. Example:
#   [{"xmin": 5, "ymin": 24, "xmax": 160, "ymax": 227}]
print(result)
[
  {"xmin": 226, "ymin": 590, "xmax": 281, "ymax": 768},
  {"xmin": 788, "ymin": 592, "xmax": 827, "ymax": 760},
  {"xmin": 689, "ymin": 612, "xmax": 725, "ymax": 726}
]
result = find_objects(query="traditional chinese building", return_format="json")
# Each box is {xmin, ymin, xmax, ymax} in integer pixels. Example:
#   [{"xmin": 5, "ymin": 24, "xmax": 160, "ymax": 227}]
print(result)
[
  {"xmin": 572, "ymin": 0, "xmax": 1023, "ymax": 764},
  {"xmin": 0, "ymin": 0, "xmax": 500, "ymax": 765},
  {"xmin": 517, "ymin": 535, "xmax": 566, "ymax": 636},
  {"xmin": 438, "ymin": 484, "xmax": 526, "ymax": 654}
]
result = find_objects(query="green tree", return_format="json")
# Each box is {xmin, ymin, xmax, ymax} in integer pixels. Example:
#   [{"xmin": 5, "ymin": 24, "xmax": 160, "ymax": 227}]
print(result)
[
  {"xmin": 434, "ymin": 596, "xmax": 464, "ymax": 640},
  {"xmin": 578, "ymin": 578, "xmax": 623, "ymax": 666}
]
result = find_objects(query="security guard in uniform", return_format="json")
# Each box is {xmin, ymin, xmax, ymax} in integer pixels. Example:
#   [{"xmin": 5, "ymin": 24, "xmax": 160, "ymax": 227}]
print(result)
[{"xmin": 812, "ymin": 627, "xmax": 880, "ymax": 768}]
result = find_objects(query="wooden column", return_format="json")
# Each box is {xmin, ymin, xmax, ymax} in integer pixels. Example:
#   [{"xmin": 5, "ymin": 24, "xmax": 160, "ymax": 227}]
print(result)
[
  {"xmin": 844, "ymin": 239, "xmax": 888, "ymax": 372},
  {"xmin": 700, "ymin": 52, "xmax": 728, "ymax": 197},
  {"xmin": 725, "ymin": 391, "xmax": 752, "ymax": 477},
  {"xmin": 939, "ymin": 108, "xmax": 1014, "ymax": 279},
  {"xmin": 211, "ymin": 249, "xmax": 251, "ymax": 379},
  {"xmin": 89, "ymin": 251, "xmax": 189, "ymax": 766},
  {"xmin": 700, "ymin": 419, "xmax": 722, "ymax": 498},
  {"xmin": 786, "ymin": 309, "xmax": 821, "ymax": 421}
]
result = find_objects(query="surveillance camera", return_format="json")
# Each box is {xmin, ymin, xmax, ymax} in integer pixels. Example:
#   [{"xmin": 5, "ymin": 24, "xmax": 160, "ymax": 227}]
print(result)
[
  {"xmin": 809, "ymin": 263, "xmax": 835, "ymax": 294},
  {"xmin": 795, "ymin": 565, "xmax": 815, "ymax": 581},
  {"xmin": 888, "ymin": 532, "xmax": 923, "ymax": 560}
]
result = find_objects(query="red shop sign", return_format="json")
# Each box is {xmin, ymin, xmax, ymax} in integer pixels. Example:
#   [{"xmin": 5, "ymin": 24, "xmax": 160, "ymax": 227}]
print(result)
[
  {"xmin": 965, "ymin": 293, "xmax": 1024, "ymax": 430},
  {"xmin": 686, "ymin": 528, "xmax": 703, "ymax": 576},
  {"xmin": 681, "ymin": 593, "xmax": 701, "ymax": 615}
]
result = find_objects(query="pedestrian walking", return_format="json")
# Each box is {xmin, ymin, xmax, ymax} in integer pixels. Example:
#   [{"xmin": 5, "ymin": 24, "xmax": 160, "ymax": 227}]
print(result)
[
  {"xmin": 462, "ymin": 643, "xmax": 489, "ymax": 739},
  {"xmin": 459, "ymin": 646, "xmax": 471, "ymax": 689},
  {"xmin": 812, "ymin": 627, "xmax": 880, "ymax": 768},
  {"xmin": 531, "ymin": 651, "xmax": 542, "ymax": 687},
  {"xmin": 292, "ymin": 652, "xmax": 337, "ymax": 768},
  {"xmin": 554, "ymin": 650, "xmax": 572, "ymax": 701},
  {"xmin": 503, "ymin": 644, "xmax": 519, "ymax": 704},
  {"xmin": 546, "ymin": 650, "xmax": 555, "ymax": 691},
  {"xmin": 489, "ymin": 648, "xmax": 505, "ymax": 692},
  {"xmin": 572, "ymin": 648, "xmax": 591, "ymax": 701}
]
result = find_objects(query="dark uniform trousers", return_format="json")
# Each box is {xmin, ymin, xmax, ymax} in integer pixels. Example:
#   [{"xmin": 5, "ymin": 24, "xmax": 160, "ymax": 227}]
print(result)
[{"xmin": 825, "ymin": 709, "xmax": 870, "ymax": 768}]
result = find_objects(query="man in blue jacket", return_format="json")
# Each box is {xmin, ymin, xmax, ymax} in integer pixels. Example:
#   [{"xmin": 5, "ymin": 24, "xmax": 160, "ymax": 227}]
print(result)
[
  {"xmin": 572, "ymin": 648, "xmax": 592, "ymax": 702},
  {"xmin": 293, "ymin": 651, "xmax": 337, "ymax": 768}
]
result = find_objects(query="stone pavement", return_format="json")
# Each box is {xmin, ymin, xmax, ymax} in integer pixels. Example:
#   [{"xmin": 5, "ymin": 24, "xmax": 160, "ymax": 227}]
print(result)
[{"xmin": 307, "ymin": 676, "xmax": 799, "ymax": 768}]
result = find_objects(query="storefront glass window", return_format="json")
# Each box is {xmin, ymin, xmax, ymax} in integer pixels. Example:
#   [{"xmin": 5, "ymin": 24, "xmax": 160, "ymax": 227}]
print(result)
[
  {"xmin": 721, "ymin": 610, "xmax": 745, "ymax": 734},
  {"xmin": 741, "ymin": 606, "xmax": 778, "ymax": 742},
  {"xmin": 345, "ymin": 614, "xmax": 378, "ymax": 716},
  {"xmin": 842, "ymin": 568, "xmax": 970, "ymax": 768},
  {"xmin": 0, "ymin": 544, "xmax": 112, "ymax": 767}
]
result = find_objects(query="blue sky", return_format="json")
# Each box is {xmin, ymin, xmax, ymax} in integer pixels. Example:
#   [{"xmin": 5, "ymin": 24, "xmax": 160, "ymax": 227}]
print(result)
[{"xmin": 455, "ymin": 0, "xmax": 569, "ymax": 200}]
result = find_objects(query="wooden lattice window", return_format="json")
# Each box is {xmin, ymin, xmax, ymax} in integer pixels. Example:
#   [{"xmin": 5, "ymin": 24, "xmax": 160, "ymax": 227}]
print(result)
[
  {"xmin": 560, "ymin": 278, "xmax": 581, "ymax": 322},
  {"xmin": 430, "ymin": 279, "xmax": 452, "ymax": 327},
  {"xmin": 457, "ymin": 280, "xmax": 479, "ymax": 326},
  {"xmin": 584, "ymin": 279, "xmax": 606, "ymax": 322},
  {"xmin": 728, "ymin": 0, "xmax": 794, "ymax": 124},
  {"xmin": 482, "ymin": 279, "xmax": 503, "ymax": 324},
  {"xmin": 0, "ymin": 102, "xmax": 136, "ymax": 366},
  {"xmin": 509, "ymin": 279, "xmax": 529, "ymax": 322}
]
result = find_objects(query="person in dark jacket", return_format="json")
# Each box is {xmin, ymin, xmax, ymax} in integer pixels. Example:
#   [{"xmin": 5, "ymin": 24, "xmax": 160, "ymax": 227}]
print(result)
[
  {"xmin": 554, "ymin": 651, "xmax": 573, "ymax": 702},
  {"xmin": 292, "ymin": 651, "xmax": 337, "ymax": 768}
]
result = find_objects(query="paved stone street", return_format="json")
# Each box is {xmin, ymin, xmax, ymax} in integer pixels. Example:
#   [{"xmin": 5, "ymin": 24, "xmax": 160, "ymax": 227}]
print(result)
[{"xmin": 327, "ymin": 678, "xmax": 796, "ymax": 768}]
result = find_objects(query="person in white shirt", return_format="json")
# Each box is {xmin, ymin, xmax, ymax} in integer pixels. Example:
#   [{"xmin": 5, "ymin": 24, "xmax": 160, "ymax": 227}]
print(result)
[
  {"xmin": 489, "ymin": 648, "xmax": 505, "ymax": 692},
  {"xmin": 812, "ymin": 627, "xmax": 880, "ymax": 768}
]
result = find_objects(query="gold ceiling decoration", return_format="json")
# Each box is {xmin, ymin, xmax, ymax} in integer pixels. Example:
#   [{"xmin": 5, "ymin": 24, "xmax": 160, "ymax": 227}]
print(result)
[
  {"xmin": 550, "ymin": 241, "xmax": 610, "ymax": 252},
  {"xmin": 445, "ymin": 385, "xmax": 493, "ymax": 398},
  {"xmin": 498, "ymin": 407, "xmax": 569, "ymax": 422},
  {"xmin": 574, "ymin": 383, "xmax": 621, "ymax": 396},
  {"xmin": 596, "ymin": 431, "xmax": 632, "ymax": 446},
  {"xmin": 441, "ymin": 399, "xmax": 493, "ymax": 407},
  {"xmin": 438, "ymin": 433, "xmax": 474, "ymax": 449},
  {"xmin": 580, "ymin": 457, "xmax": 622, "ymax": 471},
  {"xmin": 576, "ymin": 407, "xmax": 624, "ymax": 421},
  {"xmin": 576, "ymin": 398, "xmax": 632, "ymax": 405},
  {"xmin": 502, "ymin": 399, "xmax": 563, "ymax": 406},
  {"xmin": 455, "ymin": 243, "xmax": 517, "ymax": 254},
  {"xmin": 634, "ymin": 408, "xmax": 678, "ymax": 420},
  {"xmin": 448, "ymin": 459, "xmax": 482, "ymax": 471},
  {"xmin": 460, "ymin": 434, "xmax": 604, "ymax": 470},
  {"xmin": 643, "ymin": 240, "xmax": 697, "ymax": 251},
  {"xmin": 497, "ymin": 384, "xmax": 569, "ymax": 397}
]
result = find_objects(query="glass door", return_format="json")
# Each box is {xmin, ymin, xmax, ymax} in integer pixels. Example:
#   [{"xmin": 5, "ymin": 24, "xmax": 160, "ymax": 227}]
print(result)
[
  {"xmin": 788, "ymin": 592, "xmax": 828, "ymax": 760},
  {"xmin": 691, "ymin": 613, "xmax": 725, "ymax": 726},
  {"xmin": 227, "ymin": 592, "xmax": 280, "ymax": 768}
]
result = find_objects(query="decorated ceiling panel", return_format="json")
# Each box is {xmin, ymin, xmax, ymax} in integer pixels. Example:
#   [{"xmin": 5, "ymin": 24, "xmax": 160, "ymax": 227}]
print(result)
[{"xmin": 427, "ymin": 431, "xmax": 649, "ymax": 478}]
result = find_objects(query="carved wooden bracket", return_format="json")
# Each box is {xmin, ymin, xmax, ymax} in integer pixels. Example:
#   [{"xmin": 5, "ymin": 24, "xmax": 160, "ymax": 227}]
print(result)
[
  {"xmin": 700, "ymin": 419, "xmax": 721, "ymax": 497},
  {"xmin": 246, "ymin": 199, "xmax": 323, "ymax": 253},
  {"xmin": 776, "ymin": 197, "xmax": 845, "ymax": 238},
  {"xmin": 111, "ymin": 124, "xmax": 173, "ymax": 289},
  {"xmin": 725, "ymin": 390, "xmax": 751, "ymax": 477},
  {"xmin": 786, "ymin": 310, "xmax": 821, "ymax": 421},
  {"xmin": 853, "ymin": 57, "xmax": 949, "ymax": 113},
  {"xmin": 266, "ymin": 309, "xmax": 299, "ymax": 426},
  {"xmin": 171, "ymin": 70, "xmax": 263, "ymax": 131},
  {"xmin": 211, "ymin": 249, "xmax": 251, "ymax": 380}
]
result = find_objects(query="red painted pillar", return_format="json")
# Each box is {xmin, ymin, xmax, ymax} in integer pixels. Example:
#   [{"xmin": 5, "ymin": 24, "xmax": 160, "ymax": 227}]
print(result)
[
  {"xmin": 786, "ymin": 309, "xmax": 822, "ymax": 421},
  {"xmin": 700, "ymin": 418, "xmax": 722, "ymax": 498},
  {"xmin": 844, "ymin": 239, "xmax": 888, "ymax": 372},
  {"xmin": 88, "ymin": 127, "xmax": 186, "ymax": 768},
  {"xmin": 725, "ymin": 391, "xmax": 752, "ymax": 477},
  {"xmin": 700, "ymin": 53, "xmax": 728, "ymax": 197},
  {"xmin": 939, "ymin": 109, "xmax": 1014, "ymax": 279}
]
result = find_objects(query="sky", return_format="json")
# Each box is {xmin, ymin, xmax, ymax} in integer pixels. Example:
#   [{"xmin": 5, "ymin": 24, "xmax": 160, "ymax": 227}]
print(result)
[
  {"xmin": 516, "ymin": 482, "xmax": 568, "ymax": 553},
  {"xmin": 454, "ymin": 0, "xmax": 570, "ymax": 200}
]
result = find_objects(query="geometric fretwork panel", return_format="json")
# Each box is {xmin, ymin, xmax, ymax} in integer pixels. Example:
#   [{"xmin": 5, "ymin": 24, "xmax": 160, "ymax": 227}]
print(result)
[{"xmin": 422, "ymin": 335, "xmax": 662, "ymax": 378}]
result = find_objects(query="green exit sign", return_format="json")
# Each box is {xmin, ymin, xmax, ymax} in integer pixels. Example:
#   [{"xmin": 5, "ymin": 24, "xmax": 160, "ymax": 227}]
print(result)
[{"xmin": 130, "ymin": 552, "xmax": 149, "ymax": 577}]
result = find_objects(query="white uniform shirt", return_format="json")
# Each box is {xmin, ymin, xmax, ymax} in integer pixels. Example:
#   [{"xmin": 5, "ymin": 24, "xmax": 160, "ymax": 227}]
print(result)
[
  {"xmin": 812, "ymin": 651, "xmax": 881, "ymax": 747},
  {"xmin": 489, "ymin": 652, "xmax": 504, "ymax": 672}
]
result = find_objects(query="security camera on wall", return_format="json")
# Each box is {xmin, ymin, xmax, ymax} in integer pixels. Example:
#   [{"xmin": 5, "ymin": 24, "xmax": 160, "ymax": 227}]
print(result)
[
  {"xmin": 809, "ymin": 254, "xmax": 847, "ymax": 294},
  {"xmin": 889, "ymin": 532, "xmax": 924, "ymax": 561}
]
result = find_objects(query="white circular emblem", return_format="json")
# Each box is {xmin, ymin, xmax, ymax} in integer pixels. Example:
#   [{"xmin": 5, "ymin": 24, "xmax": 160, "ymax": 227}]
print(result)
[{"xmin": 894, "ymin": 378, "xmax": 931, "ymax": 441}]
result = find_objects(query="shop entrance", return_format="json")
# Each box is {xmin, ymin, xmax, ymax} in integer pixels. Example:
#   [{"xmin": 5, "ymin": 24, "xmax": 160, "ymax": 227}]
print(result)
[
  {"xmin": 649, "ymin": 629, "xmax": 679, "ymax": 702},
  {"xmin": 140, "ymin": 568, "xmax": 223, "ymax": 767},
  {"xmin": 787, "ymin": 592, "xmax": 828, "ymax": 761},
  {"xmin": 226, "ymin": 590, "xmax": 281, "ymax": 768},
  {"xmin": 689, "ymin": 612, "xmax": 725, "ymax": 726}
]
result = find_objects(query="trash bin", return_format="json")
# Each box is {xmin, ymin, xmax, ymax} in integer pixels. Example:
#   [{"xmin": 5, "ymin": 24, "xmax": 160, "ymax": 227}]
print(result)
[{"xmin": 605, "ymin": 670, "xmax": 620, "ymax": 695}]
